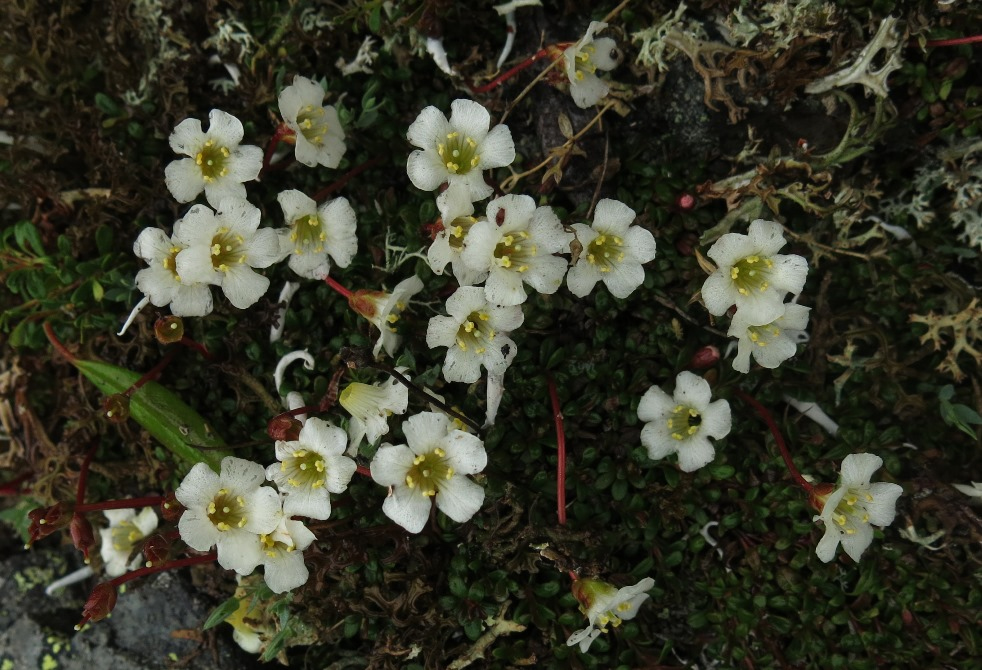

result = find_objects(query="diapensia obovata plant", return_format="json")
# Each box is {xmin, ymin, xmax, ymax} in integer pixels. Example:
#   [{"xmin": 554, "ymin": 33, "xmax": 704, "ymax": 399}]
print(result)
[{"xmin": 26, "ymin": 14, "xmax": 907, "ymax": 658}]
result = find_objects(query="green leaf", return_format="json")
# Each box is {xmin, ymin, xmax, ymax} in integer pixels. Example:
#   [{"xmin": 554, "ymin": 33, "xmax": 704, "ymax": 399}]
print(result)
[
  {"xmin": 92, "ymin": 280, "xmax": 104, "ymax": 301},
  {"xmin": 260, "ymin": 621, "xmax": 293, "ymax": 662},
  {"xmin": 14, "ymin": 220, "xmax": 45, "ymax": 255},
  {"xmin": 203, "ymin": 597, "xmax": 240, "ymax": 630},
  {"xmin": 95, "ymin": 92, "xmax": 122, "ymax": 116}
]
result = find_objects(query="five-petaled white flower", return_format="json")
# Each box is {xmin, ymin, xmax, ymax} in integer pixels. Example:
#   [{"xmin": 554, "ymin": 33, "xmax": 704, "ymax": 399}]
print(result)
[
  {"xmin": 701, "ymin": 219, "xmax": 808, "ymax": 324},
  {"xmin": 164, "ymin": 109, "xmax": 263, "ymax": 205},
  {"xmin": 133, "ymin": 225, "xmax": 213, "ymax": 317},
  {"xmin": 462, "ymin": 195, "xmax": 574, "ymax": 306},
  {"xmin": 427, "ymin": 182, "xmax": 487, "ymax": 286},
  {"xmin": 259, "ymin": 515, "xmax": 316, "ymax": 594},
  {"xmin": 99, "ymin": 508, "xmax": 158, "ymax": 578},
  {"xmin": 407, "ymin": 99, "xmax": 516, "ymax": 201},
  {"xmin": 566, "ymin": 198, "xmax": 656, "ymax": 299},
  {"xmin": 348, "ymin": 275, "xmax": 425, "ymax": 357},
  {"xmin": 729, "ymin": 302, "xmax": 811, "ymax": 373},
  {"xmin": 266, "ymin": 418, "xmax": 357, "ymax": 520},
  {"xmin": 278, "ymin": 75, "xmax": 347, "ymax": 169},
  {"xmin": 276, "ymin": 190, "xmax": 357, "ymax": 280},
  {"xmin": 814, "ymin": 453, "xmax": 903, "ymax": 563},
  {"xmin": 174, "ymin": 198, "xmax": 281, "ymax": 309},
  {"xmin": 426, "ymin": 286, "xmax": 523, "ymax": 384},
  {"xmin": 175, "ymin": 457, "xmax": 282, "ymax": 575},
  {"xmin": 638, "ymin": 371, "xmax": 732, "ymax": 472},
  {"xmin": 339, "ymin": 372, "xmax": 410, "ymax": 455},
  {"xmin": 566, "ymin": 577, "xmax": 655, "ymax": 653},
  {"xmin": 563, "ymin": 21, "xmax": 621, "ymax": 109},
  {"xmin": 370, "ymin": 411, "xmax": 487, "ymax": 533}
]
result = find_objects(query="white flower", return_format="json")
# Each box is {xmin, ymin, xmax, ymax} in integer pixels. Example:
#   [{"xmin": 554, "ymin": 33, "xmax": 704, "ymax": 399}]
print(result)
[
  {"xmin": 175, "ymin": 457, "xmax": 282, "ymax": 575},
  {"xmin": 164, "ymin": 109, "xmax": 262, "ymax": 205},
  {"xmin": 174, "ymin": 198, "xmax": 282, "ymax": 309},
  {"xmin": 461, "ymin": 195, "xmax": 574, "ymax": 306},
  {"xmin": 729, "ymin": 302, "xmax": 811, "ymax": 373},
  {"xmin": 133, "ymin": 225, "xmax": 213, "ymax": 317},
  {"xmin": 370, "ymin": 411, "xmax": 487, "ymax": 533},
  {"xmin": 427, "ymin": 182, "xmax": 487, "ymax": 285},
  {"xmin": 638, "ymin": 371, "xmax": 732, "ymax": 472},
  {"xmin": 563, "ymin": 21, "xmax": 621, "ymax": 109},
  {"xmin": 339, "ymin": 373, "xmax": 410, "ymax": 455},
  {"xmin": 814, "ymin": 453, "xmax": 903, "ymax": 563},
  {"xmin": 426, "ymin": 286, "xmax": 523, "ymax": 384},
  {"xmin": 276, "ymin": 190, "xmax": 357, "ymax": 279},
  {"xmin": 266, "ymin": 418, "xmax": 357, "ymax": 520},
  {"xmin": 99, "ymin": 508, "xmax": 158, "ymax": 578},
  {"xmin": 953, "ymin": 481, "xmax": 982, "ymax": 498},
  {"xmin": 566, "ymin": 577, "xmax": 655, "ymax": 653},
  {"xmin": 566, "ymin": 198, "xmax": 656, "ymax": 299},
  {"xmin": 349, "ymin": 275, "xmax": 425, "ymax": 356},
  {"xmin": 259, "ymin": 516, "xmax": 316, "ymax": 593},
  {"xmin": 407, "ymin": 99, "xmax": 516, "ymax": 201},
  {"xmin": 278, "ymin": 75, "xmax": 346, "ymax": 169},
  {"xmin": 702, "ymin": 219, "xmax": 809, "ymax": 323}
]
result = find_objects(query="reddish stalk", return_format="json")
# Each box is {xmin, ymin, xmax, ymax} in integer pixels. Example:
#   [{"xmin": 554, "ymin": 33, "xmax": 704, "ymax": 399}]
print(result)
[
  {"xmin": 923, "ymin": 34, "xmax": 982, "ymax": 48},
  {"xmin": 355, "ymin": 465, "xmax": 372, "ymax": 478},
  {"xmin": 0, "ymin": 471, "xmax": 34, "ymax": 496},
  {"xmin": 471, "ymin": 47, "xmax": 554, "ymax": 94},
  {"xmin": 126, "ymin": 349, "xmax": 178, "ymax": 395},
  {"xmin": 43, "ymin": 322, "xmax": 77, "ymax": 364},
  {"xmin": 179, "ymin": 336, "xmax": 214, "ymax": 360},
  {"xmin": 262, "ymin": 123, "xmax": 296, "ymax": 175},
  {"xmin": 735, "ymin": 390, "xmax": 813, "ymax": 494},
  {"xmin": 76, "ymin": 495, "xmax": 167, "ymax": 514},
  {"xmin": 547, "ymin": 375, "xmax": 567, "ymax": 525},
  {"xmin": 75, "ymin": 444, "xmax": 99, "ymax": 506},
  {"xmin": 324, "ymin": 275, "xmax": 354, "ymax": 299},
  {"xmin": 312, "ymin": 154, "xmax": 386, "ymax": 202}
]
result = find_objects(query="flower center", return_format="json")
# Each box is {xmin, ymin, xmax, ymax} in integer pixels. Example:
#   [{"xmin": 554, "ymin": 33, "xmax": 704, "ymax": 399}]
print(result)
[
  {"xmin": 259, "ymin": 532, "xmax": 296, "ymax": 558},
  {"xmin": 340, "ymin": 382, "xmax": 395, "ymax": 422},
  {"xmin": 748, "ymin": 322, "xmax": 783, "ymax": 347},
  {"xmin": 572, "ymin": 45, "xmax": 599, "ymax": 80},
  {"xmin": 585, "ymin": 234, "xmax": 625, "ymax": 273},
  {"xmin": 297, "ymin": 105, "xmax": 328, "ymax": 146},
  {"xmin": 279, "ymin": 448, "xmax": 327, "ymax": 490},
  {"xmin": 404, "ymin": 448, "xmax": 455, "ymax": 497},
  {"xmin": 437, "ymin": 131, "xmax": 480, "ymax": 175},
  {"xmin": 195, "ymin": 139, "xmax": 231, "ymax": 182},
  {"xmin": 829, "ymin": 487, "xmax": 875, "ymax": 536},
  {"xmin": 209, "ymin": 226, "xmax": 247, "ymax": 273},
  {"xmin": 455, "ymin": 310, "xmax": 495, "ymax": 353},
  {"xmin": 596, "ymin": 601, "xmax": 633, "ymax": 632},
  {"xmin": 729, "ymin": 255, "xmax": 775, "ymax": 296},
  {"xmin": 161, "ymin": 245, "xmax": 183, "ymax": 282},
  {"xmin": 447, "ymin": 215, "xmax": 479, "ymax": 250},
  {"xmin": 494, "ymin": 231, "xmax": 536, "ymax": 272},
  {"xmin": 289, "ymin": 214, "xmax": 325, "ymax": 254},
  {"xmin": 110, "ymin": 521, "xmax": 144, "ymax": 552},
  {"xmin": 207, "ymin": 488, "xmax": 248, "ymax": 532},
  {"xmin": 666, "ymin": 404, "xmax": 702, "ymax": 441}
]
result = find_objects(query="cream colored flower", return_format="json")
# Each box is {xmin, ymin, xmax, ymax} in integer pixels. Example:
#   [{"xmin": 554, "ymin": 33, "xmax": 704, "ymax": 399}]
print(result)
[
  {"xmin": 563, "ymin": 21, "xmax": 621, "ymax": 108},
  {"xmin": 278, "ymin": 75, "xmax": 346, "ymax": 168}
]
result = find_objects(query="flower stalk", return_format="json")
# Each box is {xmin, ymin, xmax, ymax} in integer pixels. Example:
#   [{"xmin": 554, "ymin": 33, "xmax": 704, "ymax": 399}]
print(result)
[
  {"xmin": 548, "ymin": 375, "xmax": 567, "ymax": 526},
  {"xmin": 735, "ymin": 389, "xmax": 813, "ymax": 493}
]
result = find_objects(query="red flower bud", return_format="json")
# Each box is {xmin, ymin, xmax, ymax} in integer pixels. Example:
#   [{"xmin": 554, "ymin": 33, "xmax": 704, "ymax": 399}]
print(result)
[
  {"xmin": 70, "ymin": 513, "xmax": 96, "ymax": 562},
  {"xmin": 675, "ymin": 192, "xmax": 696, "ymax": 212},
  {"xmin": 77, "ymin": 582, "xmax": 118, "ymax": 629},
  {"xmin": 160, "ymin": 492, "xmax": 185, "ymax": 524},
  {"xmin": 689, "ymin": 345, "xmax": 720, "ymax": 370},
  {"xmin": 142, "ymin": 533, "xmax": 172, "ymax": 567},
  {"xmin": 27, "ymin": 502, "xmax": 72, "ymax": 547},
  {"xmin": 154, "ymin": 315, "xmax": 185, "ymax": 344},
  {"xmin": 808, "ymin": 482, "xmax": 836, "ymax": 513},
  {"xmin": 268, "ymin": 415, "xmax": 302, "ymax": 442},
  {"xmin": 103, "ymin": 394, "xmax": 130, "ymax": 423}
]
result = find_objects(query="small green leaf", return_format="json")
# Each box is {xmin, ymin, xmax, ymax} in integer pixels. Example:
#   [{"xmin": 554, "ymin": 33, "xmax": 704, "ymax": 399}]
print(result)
[
  {"xmin": 92, "ymin": 280, "xmax": 104, "ymax": 301},
  {"xmin": 95, "ymin": 92, "xmax": 122, "ymax": 116},
  {"xmin": 203, "ymin": 597, "xmax": 240, "ymax": 630}
]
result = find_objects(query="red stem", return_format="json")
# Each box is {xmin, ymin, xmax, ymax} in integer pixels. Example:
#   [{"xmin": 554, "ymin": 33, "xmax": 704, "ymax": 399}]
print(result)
[
  {"xmin": 262, "ymin": 123, "xmax": 295, "ymax": 175},
  {"xmin": 312, "ymin": 154, "xmax": 386, "ymax": 202},
  {"xmin": 76, "ymin": 444, "xmax": 99, "ymax": 506},
  {"xmin": 0, "ymin": 471, "xmax": 34, "ymax": 496},
  {"xmin": 43, "ymin": 322, "xmax": 77, "ymax": 364},
  {"xmin": 126, "ymin": 349, "xmax": 177, "ymax": 396},
  {"xmin": 470, "ymin": 47, "xmax": 553, "ymax": 94},
  {"xmin": 108, "ymin": 551, "xmax": 218, "ymax": 589},
  {"xmin": 179, "ymin": 336, "xmax": 214, "ymax": 360},
  {"xmin": 547, "ymin": 375, "xmax": 567, "ymax": 525},
  {"xmin": 76, "ymin": 495, "xmax": 167, "ymax": 513},
  {"xmin": 355, "ymin": 465, "xmax": 372, "ymax": 477},
  {"xmin": 324, "ymin": 275, "xmax": 354, "ymax": 299},
  {"xmin": 735, "ymin": 390, "xmax": 813, "ymax": 493},
  {"xmin": 923, "ymin": 34, "xmax": 982, "ymax": 48}
]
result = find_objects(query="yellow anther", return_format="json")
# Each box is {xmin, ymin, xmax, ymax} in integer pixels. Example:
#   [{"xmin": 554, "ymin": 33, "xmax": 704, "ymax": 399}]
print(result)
[
  {"xmin": 413, "ymin": 455, "xmax": 425, "ymax": 465},
  {"xmin": 731, "ymin": 267, "xmax": 740, "ymax": 279},
  {"xmin": 216, "ymin": 522, "xmax": 230, "ymax": 531},
  {"xmin": 405, "ymin": 475, "xmax": 415, "ymax": 488},
  {"xmin": 211, "ymin": 243, "xmax": 221, "ymax": 255},
  {"xmin": 464, "ymin": 321, "xmax": 475, "ymax": 333},
  {"xmin": 207, "ymin": 502, "xmax": 216, "ymax": 514},
  {"xmin": 434, "ymin": 448, "xmax": 446, "ymax": 457},
  {"xmin": 500, "ymin": 256, "xmax": 512, "ymax": 268}
]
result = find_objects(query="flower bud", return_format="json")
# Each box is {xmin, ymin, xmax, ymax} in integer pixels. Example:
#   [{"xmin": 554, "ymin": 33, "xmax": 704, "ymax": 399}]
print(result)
[
  {"xmin": 268, "ymin": 415, "xmax": 302, "ymax": 442},
  {"xmin": 70, "ymin": 513, "xmax": 96, "ymax": 562},
  {"xmin": 27, "ymin": 502, "xmax": 72, "ymax": 547},
  {"xmin": 77, "ymin": 582, "xmax": 118, "ymax": 629},
  {"xmin": 688, "ymin": 345, "xmax": 720, "ymax": 370},
  {"xmin": 142, "ymin": 533, "xmax": 173, "ymax": 567},
  {"xmin": 160, "ymin": 492, "xmax": 185, "ymax": 523},
  {"xmin": 675, "ymin": 192, "xmax": 696, "ymax": 212},
  {"xmin": 807, "ymin": 482, "xmax": 836, "ymax": 513},
  {"xmin": 348, "ymin": 290, "xmax": 386, "ymax": 320},
  {"xmin": 154, "ymin": 315, "xmax": 185, "ymax": 344},
  {"xmin": 103, "ymin": 394, "xmax": 130, "ymax": 423}
]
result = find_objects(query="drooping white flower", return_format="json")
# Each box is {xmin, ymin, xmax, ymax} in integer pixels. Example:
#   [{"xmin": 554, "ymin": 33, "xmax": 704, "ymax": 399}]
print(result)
[
  {"xmin": 278, "ymin": 75, "xmax": 347, "ymax": 169},
  {"xmin": 174, "ymin": 198, "xmax": 282, "ymax": 309},
  {"xmin": 638, "ymin": 371, "xmax": 732, "ymax": 472},
  {"xmin": 461, "ymin": 195, "xmax": 574, "ymax": 306},
  {"xmin": 566, "ymin": 198, "xmax": 656, "ymax": 299},
  {"xmin": 566, "ymin": 577, "xmax": 655, "ymax": 653},
  {"xmin": 426, "ymin": 286, "xmax": 523, "ymax": 384},
  {"xmin": 563, "ymin": 21, "xmax": 621, "ymax": 109},
  {"xmin": 99, "ymin": 508, "xmax": 158, "ymax": 578},
  {"xmin": 133, "ymin": 225, "xmax": 213, "ymax": 317},
  {"xmin": 339, "ymin": 373, "xmax": 410, "ymax": 455},
  {"xmin": 407, "ymin": 99, "xmax": 516, "ymax": 201},
  {"xmin": 701, "ymin": 219, "xmax": 809, "ymax": 323},
  {"xmin": 814, "ymin": 453, "xmax": 903, "ymax": 563},
  {"xmin": 348, "ymin": 275, "xmax": 425, "ymax": 356},
  {"xmin": 175, "ymin": 457, "xmax": 282, "ymax": 575},
  {"xmin": 370, "ymin": 411, "xmax": 487, "ymax": 533},
  {"xmin": 729, "ymin": 302, "xmax": 811, "ymax": 373},
  {"xmin": 427, "ymin": 182, "xmax": 487, "ymax": 286},
  {"xmin": 265, "ymin": 418, "xmax": 357, "ymax": 520},
  {"xmin": 164, "ymin": 109, "xmax": 263, "ymax": 205},
  {"xmin": 259, "ymin": 516, "xmax": 316, "ymax": 593},
  {"xmin": 276, "ymin": 190, "xmax": 357, "ymax": 280}
]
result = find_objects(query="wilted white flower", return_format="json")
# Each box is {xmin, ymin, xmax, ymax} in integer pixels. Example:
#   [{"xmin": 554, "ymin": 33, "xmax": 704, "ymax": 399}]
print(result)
[
  {"xmin": 348, "ymin": 275, "xmax": 425, "ymax": 356},
  {"xmin": 638, "ymin": 371, "xmax": 732, "ymax": 472},
  {"xmin": 164, "ymin": 109, "xmax": 262, "ymax": 205},
  {"xmin": 133, "ymin": 225, "xmax": 213, "ymax": 317},
  {"xmin": 566, "ymin": 198, "xmax": 656, "ymax": 299},
  {"xmin": 266, "ymin": 418, "xmax": 357, "ymax": 520},
  {"xmin": 814, "ymin": 453, "xmax": 903, "ymax": 563},
  {"xmin": 566, "ymin": 577, "xmax": 655, "ymax": 653},
  {"xmin": 462, "ymin": 195, "xmax": 573, "ymax": 306},
  {"xmin": 702, "ymin": 219, "xmax": 808, "ymax": 324},
  {"xmin": 174, "ymin": 198, "xmax": 281, "ymax": 309},
  {"xmin": 339, "ymin": 373, "xmax": 410, "ymax": 455},
  {"xmin": 99, "ymin": 508, "xmax": 158, "ymax": 577},
  {"xmin": 729, "ymin": 302, "xmax": 811, "ymax": 373},
  {"xmin": 563, "ymin": 21, "xmax": 621, "ymax": 108},
  {"xmin": 370, "ymin": 412, "xmax": 487, "ymax": 533},
  {"xmin": 278, "ymin": 75, "xmax": 346, "ymax": 168},
  {"xmin": 259, "ymin": 516, "xmax": 316, "ymax": 593},
  {"xmin": 175, "ymin": 457, "xmax": 282, "ymax": 575},
  {"xmin": 276, "ymin": 190, "xmax": 357, "ymax": 279},
  {"xmin": 427, "ymin": 182, "xmax": 487, "ymax": 285},
  {"xmin": 407, "ymin": 99, "xmax": 515, "ymax": 201}
]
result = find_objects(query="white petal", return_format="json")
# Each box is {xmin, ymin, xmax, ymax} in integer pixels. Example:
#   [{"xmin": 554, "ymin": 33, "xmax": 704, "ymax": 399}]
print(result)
[
  {"xmin": 640, "ymin": 423, "xmax": 678, "ymax": 461},
  {"xmin": 769, "ymin": 254, "xmax": 808, "ymax": 295},
  {"xmin": 485, "ymin": 267, "xmax": 527, "ymax": 306},
  {"xmin": 407, "ymin": 105, "xmax": 450, "ymax": 149},
  {"xmin": 133, "ymin": 228, "xmax": 172, "ymax": 262},
  {"xmin": 244, "ymin": 229, "xmax": 283, "ymax": 269},
  {"xmin": 228, "ymin": 145, "xmax": 263, "ymax": 182},
  {"xmin": 175, "ymin": 462, "xmax": 221, "ymax": 509},
  {"xmin": 637, "ymin": 385, "xmax": 673, "ymax": 422},
  {"xmin": 699, "ymin": 399, "xmax": 732, "ymax": 439},
  {"xmin": 216, "ymin": 530, "xmax": 263, "ymax": 575},
  {"xmin": 278, "ymin": 189, "xmax": 316, "ymax": 222},
  {"xmin": 589, "ymin": 37, "xmax": 620, "ymax": 70},
  {"xmin": 676, "ymin": 437, "xmax": 716, "ymax": 472},
  {"xmin": 530, "ymin": 206, "xmax": 573, "ymax": 254},
  {"xmin": 371, "ymin": 444, "xmax": 415, "ymax": 486},
  {"xmin": 814, "ymin": 525, "xmax": 841, "ymax": 562},
  {"xmin": 566, "ymin": 263, "xmax": 600, "ymax": 298},
  {"xmin": 382, "ymin": 485, "xmax": 432, "ymax": 533},
  {"xmin": 170, "ymin": 284, "xmax": 214, "ymax": 317},
  {"xmin": 243, "ymin": 486, "xmax": 283, "ymax": 535},
  {"xmin": 571, "ymin": 74, "xmax": 609, "ymax": 108},
  {"xmin": 324, "ymin": 455, "xmax": 357, "ymax": 494},
  {"xmin": 282, "ymin": 488, "xmax": 332, "ymax": 520},
  {"xmin": 839, "ymin": 522, "xmax": 874, "ymax": 562},
  {"xmin": 165, "ymin": 159, "xmax": 205, "ymax": 203},
  {"xmin": 300, "ymin": 418, "xmax": 347, "ymax": 455},
  {"xmin": 476, "ymin": 124, "xmax": 515, "ymax": 168},
  {"xmin": 449, "ymin": 99, "xmax": 492, "ymax": 142},
  {"xmin": 404, "ymin": 412, "xmax": 451, "ymax": 452},
  {"xmin": 178, "ymin": 510, "xmax": 220, "ymax": 552},
  {"xmin": 169, "ymin": 117, "xmax": 204, "ymax": 154},
  {"xmin": 221, "ymin": 265, "xmax": 270, "ymax": 309},
  {"xmin": 706, "ymin": 233, "xmax": 755, "ymax": 267},
  {"xmin": 700, "ymin": 270, "xmax": 737, "ymax": 316},
  {"xmin": 624, "ymin": 226, "xmax": 657, "ymax": 264},
  {"xmin": 840, "ymin": 453, "xmax": 883, "ymax": 486},
  {"xmin": 427, "ymin": 315, "xmax": 460, "ymax": 349},
  {"xmin": 865, "ymin": 482, "xmax": 903, "ymax": 526},
  {"xmin": 175, "ymin": 245, "xmax": 219, "ymax": 286},
  {"xmin": 220, "ymin": 456, "xmax": 267, "ymax": 492},
  {"xmin": 673, "ymin": 371, "xmax": 711, "ymax": 410},
  {"xmin": 445, "ymin": 431, "xmax": 487, "ymax": 474},
  {"xmin": 203, "ymin": 179, "xmax": 247, "ymax": 207},
  {"xmin": 747, "ymin": 219, "xmax": 788, "ymax": 256},
  {"xmin": 602, "ymin": 261, "xmax": 644, "ymax": 299},
  {"xmin": 207, "ymin": 109, "xmax": 245, "ymax": 146},
  {"xmin": 407, "ymin": 150, "xmax": 449, "ymax": 192},
  {"xmin": 523, "ymin": 255, "xmax": 568, "ymax": 295},
  {"xmin": 263, "ymin": 551, "xmax": 310, "ymax": 593},
  {"xmin": 289, "ymin": 250, "xmax": 331, "ymax": 279},
  {"xmin": 435, "ymin": 475, "xmax": 485, "ymax": 523}
]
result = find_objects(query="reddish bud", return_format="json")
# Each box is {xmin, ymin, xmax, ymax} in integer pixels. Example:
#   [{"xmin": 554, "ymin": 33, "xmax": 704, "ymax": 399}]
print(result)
[
  {"xmin": 675, "ymin": 192, "xmax": 696, "ymax": 212},
  {"xmin": 70, "ymin": 514, "xmax": 96, "ymax": 562},
  {"xmin": 674, "ymin": 231, "xmax": 699, "ymax": 256},
  {"xmin": 268, "ymin": 415, "xmax": 302, "ymax": 442},
  {"xmin": 160, "ymin": 493, "xmax": 184, "ymax": 524},
  {"xmin": 807, "ymin": 482, "xmax": 837, "ymax": 513},
  {"xmin": 77, "ymin": 582, "xmax": 118, "ymax": 629},
  {"xmin": 142, "ymin": 533, "xmax": 172, "ymax": 567},
  {"xmin": 348, "ymin": 290, "xmax": 385, "ymax": 320},
  {"xmin": 27, "ymin": 502, "xmax": 72, "ymax": 547},
  {"xmin": 103, "ymin": 394, "xmax": 131, "ymax": 423},
  {"xmin": 154, "ymin": 315, "xmax": 185, "ymax": 344},
  {"xmin": 689, "ymin": 345, "xmax": 720, "ymax": 370},
  {"xmin": 421, "ymin": 219, "xmax": 445, "ymax": 241}
]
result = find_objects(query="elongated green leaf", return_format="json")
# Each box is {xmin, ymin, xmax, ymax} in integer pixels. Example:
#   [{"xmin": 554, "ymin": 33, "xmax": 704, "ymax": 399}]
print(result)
[
  {"xmin": 203, "ymin": 596, "xmax": 241, "ymax": 630},
  {"xmin": 74, "ymin": 359, "xmax": 229, "ymax": 470}
]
